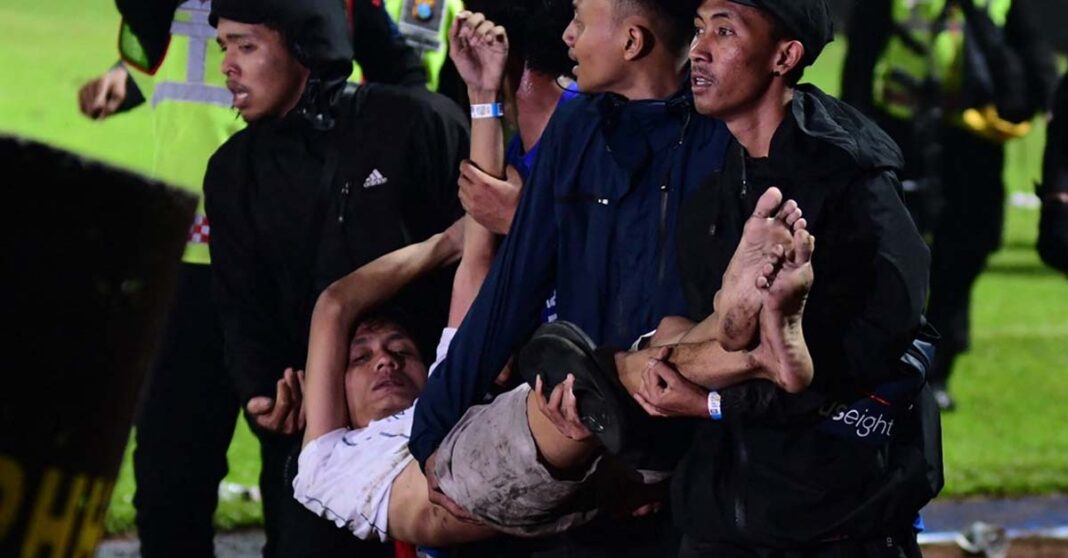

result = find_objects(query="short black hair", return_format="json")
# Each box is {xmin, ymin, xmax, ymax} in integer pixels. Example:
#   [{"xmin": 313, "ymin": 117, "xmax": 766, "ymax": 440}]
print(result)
[
  {"xmin": 353, "ymin": 306, "xmax": 427, "ymax": 365},
  {"xmin": 616, "ymin": 0, "xmax": 699, "ymax": 54}
]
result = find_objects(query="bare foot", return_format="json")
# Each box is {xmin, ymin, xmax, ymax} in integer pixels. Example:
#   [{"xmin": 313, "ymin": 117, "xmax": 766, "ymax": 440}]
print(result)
[
  {"xmin": 754, "ymin": 228, "xmax": 815, "ymax": 393},
  {"xmin": 716, "ymin": 187, "xmax": 805, "ymax": 351}
]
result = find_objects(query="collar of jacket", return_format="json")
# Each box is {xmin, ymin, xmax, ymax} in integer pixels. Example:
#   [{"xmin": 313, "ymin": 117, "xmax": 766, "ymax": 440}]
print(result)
[
  {"xmin": 596, "ymin": 85, "xmax": 695, "ymax": 173},
  {"xmin": 760, "ymin": 84, "xmax": 904, "ymax": 183},
  {"xmin": 251, "ymin": 75, "xmax": 350, "ymax": 134}
]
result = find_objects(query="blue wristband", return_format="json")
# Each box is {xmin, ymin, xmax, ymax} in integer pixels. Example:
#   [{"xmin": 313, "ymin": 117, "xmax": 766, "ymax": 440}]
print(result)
[
  {"xmin": 470, "ymin": 102, "xmax": 504, "ymax": 119},
  {"xmin": 707, "ymin": 390, "xmax": 723, "ymax": 421}
]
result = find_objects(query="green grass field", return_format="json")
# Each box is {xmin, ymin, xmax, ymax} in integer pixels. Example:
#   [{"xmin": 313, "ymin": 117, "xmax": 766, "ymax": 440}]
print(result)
[{"xmin": 3, "ymin": 0, "xmax": 1067, "ymax": 535}]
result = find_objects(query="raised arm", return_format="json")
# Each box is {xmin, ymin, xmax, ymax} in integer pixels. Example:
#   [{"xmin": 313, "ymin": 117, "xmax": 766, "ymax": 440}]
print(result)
[{"xmin": 302, "ymin": 226, "xmax": 463, "ymax": 447}]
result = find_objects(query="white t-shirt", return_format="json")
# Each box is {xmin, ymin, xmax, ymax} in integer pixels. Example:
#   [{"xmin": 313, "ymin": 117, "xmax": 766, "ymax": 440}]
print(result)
[{"xmin": 292, "ymin": 327, "xmax": 456, "ymax": 541}]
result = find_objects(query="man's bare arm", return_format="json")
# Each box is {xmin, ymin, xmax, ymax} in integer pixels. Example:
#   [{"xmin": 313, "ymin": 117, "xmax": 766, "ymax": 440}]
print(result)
[
  {"xmin": 302, "ymin": 228, "xmax": 463, "ymax": 448},
  {"xmin": 386, "ymin": 461, "xmax": 495, "ymax": 546}
]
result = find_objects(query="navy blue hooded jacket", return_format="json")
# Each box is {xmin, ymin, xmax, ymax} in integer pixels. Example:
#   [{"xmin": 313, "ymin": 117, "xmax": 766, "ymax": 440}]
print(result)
[{"xmin": 409, "ymin": 88, "xmax": 732, "ymax": 465}]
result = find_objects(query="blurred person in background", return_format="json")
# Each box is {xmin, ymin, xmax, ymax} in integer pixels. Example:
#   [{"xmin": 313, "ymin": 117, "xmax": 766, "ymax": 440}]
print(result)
[
  {"xmin": 1038, "ymin": 72, "xmax": 1068, "ymax": 274},
  {"xmin": 842, "ymin": 0, "xmax": 1057, "ymax": 410}
]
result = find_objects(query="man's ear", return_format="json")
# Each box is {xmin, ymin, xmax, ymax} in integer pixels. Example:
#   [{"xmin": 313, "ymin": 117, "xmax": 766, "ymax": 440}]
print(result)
[
  {"xmin": 622, "ymin": 22, "xmax": 655, "ymax": 61},
  {"xmin": 772, "ymin": 39, "xmax": 805, "ymax": 78}
]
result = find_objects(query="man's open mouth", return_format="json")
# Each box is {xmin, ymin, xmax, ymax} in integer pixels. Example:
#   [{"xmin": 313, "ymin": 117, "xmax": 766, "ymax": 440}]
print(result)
[{"xmin": 227, "ymin": 81, "xmax": 250, "ymax": 108}]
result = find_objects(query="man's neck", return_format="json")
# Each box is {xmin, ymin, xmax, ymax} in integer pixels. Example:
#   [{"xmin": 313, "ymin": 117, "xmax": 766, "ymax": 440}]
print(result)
[
  {"xmin": 725, "ymin": 86, "xmax": 793, "ymax": 159},
  {"xmin": 612, "ymin": 55, "xmax": 686, "ymax": 101},
  {"xmin": 515, "ymin": 69, "xmax": 566, "ymax": 152}
]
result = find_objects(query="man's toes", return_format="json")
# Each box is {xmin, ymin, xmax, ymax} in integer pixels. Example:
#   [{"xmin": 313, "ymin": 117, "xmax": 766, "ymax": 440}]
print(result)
[
  {"xmin": 764, "ymin": 242, "xmax": 785, "ymax": 260},
  {"xmin": 756, "ymin": 261, "xmax": 777, "ymax": 289},
  {"xmin": 784, "ymin": 206, "xmax": 803, "ymax": 228},
  {"xmin": 793, "ymin": 229, "xmax": 815, "ymax": 264},
  {"xmin": 752, "ymin": 187, "xmax": 783, "ymax": 219},
  {"xmin": 775, "ymin": 199, "xmax": 798, "ymax": 222}
]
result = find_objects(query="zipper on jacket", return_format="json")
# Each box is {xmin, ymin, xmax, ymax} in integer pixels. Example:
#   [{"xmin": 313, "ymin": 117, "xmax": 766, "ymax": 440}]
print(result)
[
  {"xmin": 739, "ymin": 148, "xmax": 748, "ymax": 200},
  {"xmin": 338, "ymin": 180, "xmax": 351, "ymax": 224},
  {"xmin": 657, "ymin": 181, "xmax": 670, "ymax": 284},
  {"xmin": 655, "ymin": 111, "xmax": 692, "ymax": 287}
]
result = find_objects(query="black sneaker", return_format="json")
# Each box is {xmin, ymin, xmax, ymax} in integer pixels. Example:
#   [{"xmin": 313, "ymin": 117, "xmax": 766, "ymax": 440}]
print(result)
[{"xmin": 516, "ymin": 321, "xmax": 631, "ymax": 453}]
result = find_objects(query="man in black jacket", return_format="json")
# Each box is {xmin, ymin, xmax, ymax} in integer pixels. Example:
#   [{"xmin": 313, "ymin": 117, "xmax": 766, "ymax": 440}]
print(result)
[
  {"xmin": 633, "ymin": 0, "xmax": 940, "ymax": 555},
  {"xmin": 76, "ymin": 3, "xmax": 430, "ymax": 558},
  {"xmin": 204, "ymin": 0, "xmax": 468, "ymax": 555}
]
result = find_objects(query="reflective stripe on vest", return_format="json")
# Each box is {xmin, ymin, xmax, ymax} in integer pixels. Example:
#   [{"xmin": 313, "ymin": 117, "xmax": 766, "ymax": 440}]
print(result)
[
  {"xmin": 872, "ymin": 0, "xmax": 1012, "ymax": 121},
  {"xmin": 152, "ymin": 0, "xmax": 230, "ymax": 109},
  {"xmin": 120, "ymin": 0, "xmax": 244, "ymax": 264}
]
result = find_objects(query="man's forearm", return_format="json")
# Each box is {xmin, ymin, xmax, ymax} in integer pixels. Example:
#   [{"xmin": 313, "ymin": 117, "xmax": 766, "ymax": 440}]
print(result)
[
  {"xmin": 448, "ymin": 88, "xmax": 504, "ymax": 326},
  {"xmin": 619, "ymin": 340, "xmax": 762, "ymax": 394},
  {"xmin": 302, "ymin": 301, "xmax": 349, "ymax": 447},
  {"xmin": 328, "ymin": 231, "xmax": 461, "ymax": 324},
  {"xmin": 467, "ymin": 88, "xmax": 505, "ymax": 178}
]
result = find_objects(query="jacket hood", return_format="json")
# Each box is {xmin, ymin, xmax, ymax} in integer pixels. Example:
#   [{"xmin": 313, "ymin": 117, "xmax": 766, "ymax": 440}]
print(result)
[
  {"xmin": 210, "ymin": 0, "xmax": 352, "ymax": 79},
  {"xmin": 767, "ymin": 84, "xmax": 904, "ymax": 181}
]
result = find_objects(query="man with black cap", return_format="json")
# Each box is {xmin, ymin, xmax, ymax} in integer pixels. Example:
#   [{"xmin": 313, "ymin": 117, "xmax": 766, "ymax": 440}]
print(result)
[
  {"xmin": 646, "ymin": 0, "xmax": 943, "ymax": 555},
  {"xmin": 204, "ymin": 0, "xmax": 468, "ymax": 555}
]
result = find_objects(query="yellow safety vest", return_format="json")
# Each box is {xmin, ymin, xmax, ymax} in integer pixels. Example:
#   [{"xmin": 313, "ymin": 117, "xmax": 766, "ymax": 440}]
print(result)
[
  {"xmin": 351, "ymin": 0, "xmax": 462, "ymax": 91},
  {"xmin": 872, "ymin": 0, "xmax": 1029, "ymax": 142},
  {"xmin": 120, "ymin": 0, "xmax": 244, "ymax": 265}
]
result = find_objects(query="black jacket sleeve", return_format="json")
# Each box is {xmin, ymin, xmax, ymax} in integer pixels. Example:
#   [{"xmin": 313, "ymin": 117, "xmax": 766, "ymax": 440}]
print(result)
[
  {"xmin": 841, "ymin": 0, "xmax": 893, "ymax": 115},
  {"xmin": 204, "ymin": 138, "xmax": 291, "ymax": 405},
  {"xmin": 350, "ymin": 0, "xmax": 428, "ymax": 87},
  {"xmin": 402, "ymin": 91, "xmax": 468, "ymax": 228},
  {"xmin": 829, "ymin": 170, "xmax": 930, "ymax": 388}
]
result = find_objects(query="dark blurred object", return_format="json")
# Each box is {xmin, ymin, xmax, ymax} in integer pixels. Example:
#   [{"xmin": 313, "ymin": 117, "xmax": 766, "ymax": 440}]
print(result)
[
  {"xmin": 839, "ymin": 0, "xmax": 1068, "ymax": 52},
  {"xmin": 1038, "ymin": 73, "xmax": 1068, "ymax": 273},
  {"xmin": 1028, "ymin": 0, "xmax": 1068, "ymax": 51},
  {"xmin": 464, "ymin": 0, "xmax": 575, "ymax": 78},
  {"xmin": 0, "ymin": 135, "xmax": 195, "ymax": 557}
]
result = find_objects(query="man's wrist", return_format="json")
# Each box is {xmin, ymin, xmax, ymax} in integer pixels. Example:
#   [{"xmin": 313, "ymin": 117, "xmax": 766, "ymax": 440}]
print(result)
[{"xmin": 467, "ymin": 89, "xmax": 499, "ymax": 105}]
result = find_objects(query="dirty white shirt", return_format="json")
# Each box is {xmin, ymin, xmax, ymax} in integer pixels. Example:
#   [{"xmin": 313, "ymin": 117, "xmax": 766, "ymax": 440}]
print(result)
[{"xmin": 292, "ymin": 328, "xmax": 455, "ymax": 541}]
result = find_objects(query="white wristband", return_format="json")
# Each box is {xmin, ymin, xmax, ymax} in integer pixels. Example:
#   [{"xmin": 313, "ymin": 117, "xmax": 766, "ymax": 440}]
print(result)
[
  {"xmin": 470, "ymin": 102, "xmax": 504, "ymax": 119},
  {"xmin": 707, "ymin": 390, "xmax": 723, "ymax": 421}
]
